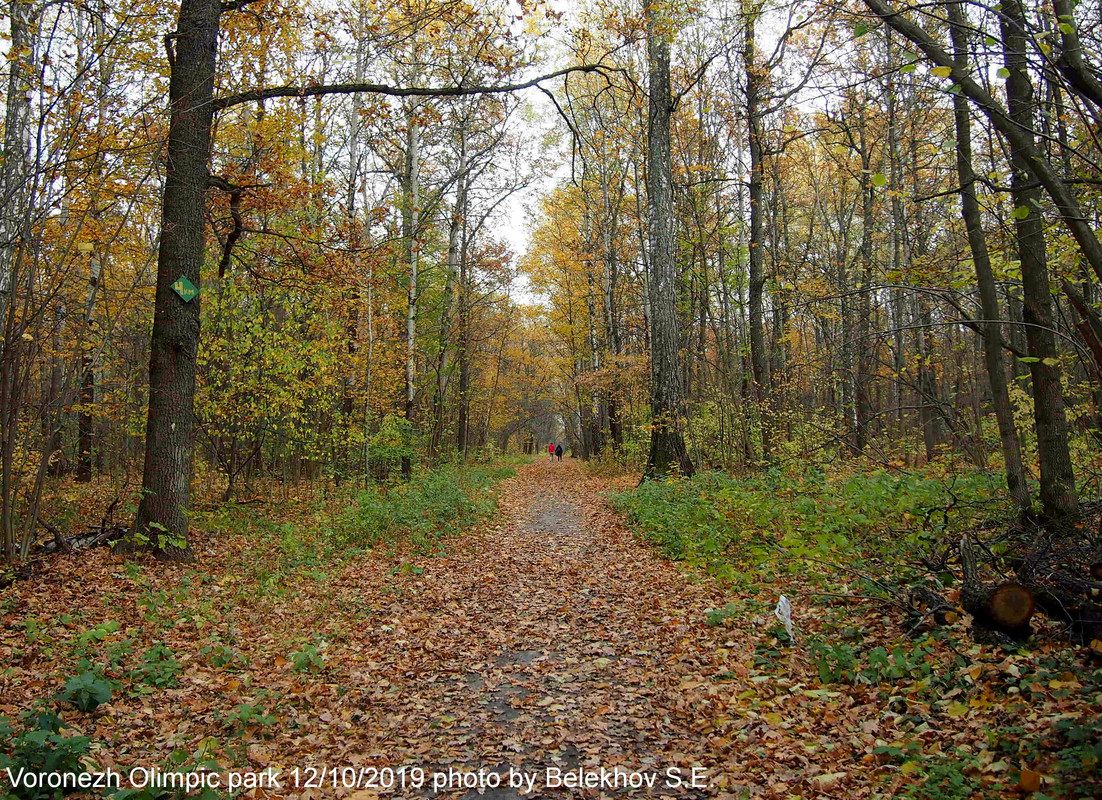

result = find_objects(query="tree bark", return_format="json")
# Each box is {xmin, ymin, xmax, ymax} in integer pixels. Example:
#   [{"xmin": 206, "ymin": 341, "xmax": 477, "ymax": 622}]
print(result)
[
  {"xmin": 0, "ymin": 0, "xmax": 37, "ymax": 328},
  {"xmin": 1000, "ymin": 0, "xmax": 1077, "ymax": 517},
  {"xmin": 456, "ymin": 217, "xmax": 472, "ymax": 458},
  {"xmin": 401, "ymin": 105, "xmax": 420, "ymax": 480},
  {"xmin": 948, "ymin": 1, "xmax": 1031, "ymax": 513},
  {"xmin": 131, "ymin": 0, "xmax": 221, "ymax": 559},
  {"xmin": 642, "ymin": 0, "xmax": 693, "ymax": 479},
  {"xmin": 744, "ymin": 1, "xmax": 770, "ymax": 460},
  {"xmin": 855, "ymin": 103, "xmax": 874, "ymax": 453},
  {"xmin": 431, "ymin": 117, "xmax": 468, "ymax": 459}
]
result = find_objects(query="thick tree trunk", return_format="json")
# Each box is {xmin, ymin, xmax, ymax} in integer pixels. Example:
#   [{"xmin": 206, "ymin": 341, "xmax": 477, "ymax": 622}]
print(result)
[
  {"xmin": 884, "ymin": 35, "xmax": 909, "ymax": 435},
  {"xmin": 584, "ymin": 263, "xmax": 604, "ymax": 460},
  {"xmin": 948, "ymin": 2, "xmax": 1031, "ymax": 513},
  {"xmin": 132, "ymin": 0, "xmax": 221, "ymax": 559},
  {"xmin": 456, "ymin": 227, "xmax": 471, "ymax": 459},
  {"xmin": 1001, "ymin": 0, "xmax": 1077, "ymax": 517},
  {"xmin": 601, "ymin": 174, "xmax": 624, "ymax": 450},
  {"xmin": 341, "ymin": 18, "xmax": 367, "ymax": 482},
  {"xmin": 855, "ymin": 105, "xmax": 874, "ymax": 453},
  {"xmin": 642, "ymin": 0, "xmax": 693, "ymax": 479},
  {"xmin": 0, "ymin": 0, "xmax": 38, "ymax": 560},
  {"xmin": 78, "ymin": 8, "xmax": 109, "ymax": 479},
  {"xmin": 916, "ymin": 296, "xmax": 940, "ymax": 462}
]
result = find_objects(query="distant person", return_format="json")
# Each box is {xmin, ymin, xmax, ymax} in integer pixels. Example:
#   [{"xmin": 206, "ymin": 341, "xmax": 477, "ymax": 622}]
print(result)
[
  {"xmin": 548, "ymin": 443, "xmax": 555, "ymax": 461},
  {"xmin": 555, "ymin": 444, "xmax": 563, "ymax": 461}
]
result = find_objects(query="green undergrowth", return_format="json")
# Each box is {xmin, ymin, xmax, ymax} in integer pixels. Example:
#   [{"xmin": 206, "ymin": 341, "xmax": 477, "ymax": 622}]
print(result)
[
  {"xmin": 612, "ymin": 467, "xmax": 1007, "ymax": 584},
  {"xmin": 615, "ymin": 468, "xmax": 1102, "ymax": 798},
  {"xmin": 336, "ymin": 464, "xmax": 515, "ymax": 552},
  {"xmin": 205, "ymin": 462, "xmax": 514, "ymax": 559}
]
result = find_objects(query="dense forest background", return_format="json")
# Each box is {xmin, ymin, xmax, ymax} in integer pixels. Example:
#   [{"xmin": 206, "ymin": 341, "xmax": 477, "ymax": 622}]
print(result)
[{"xmin": 3, "ymin": 0, "xmax": 1102, "ymax": 560}]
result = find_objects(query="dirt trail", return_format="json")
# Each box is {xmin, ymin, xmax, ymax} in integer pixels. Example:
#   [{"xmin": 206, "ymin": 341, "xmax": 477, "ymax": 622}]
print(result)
[{"xmin": 324, "ymin": 460, "xmax": 741, "ymax": 799}]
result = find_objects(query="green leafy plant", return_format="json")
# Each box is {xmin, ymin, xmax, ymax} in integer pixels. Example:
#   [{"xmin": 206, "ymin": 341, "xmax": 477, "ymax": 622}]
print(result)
[
  {"xmin": 77, "ymin": 620, "xmax": 120, "ymax": 646},
  {"xmin": 900, "ymin": 756, "xmax": 979, "ymax": 800},
  {"xmin": 704, "ymin": 602, "xmax": 740, "ymax": 626},
  {"xmin": 338, "ymin": 464, "xmax": 513, "ymax": 550},
  {"xmin": 808, "ymin": 641, "xmax": 858, "ymax": 685},
  {"xmin": 226, "ymin": 703, "xmax": 276, "ymax": 733},
  {"xmin": 290, "ymin": 644, "xmax": 324, "ymax": 673},
  {"xmin": 105, "ymin": 747, "xmax": 222, "ymax": 800},
  {"xmin": 200, "ymin": 643, "xmax": 247, "ymax": 670},
  {"xmin": 0, "ymin": 711, "xmax": 93, "ymax": 800},
  {"xmin": 57, "ymin": 671, "xmax": 112, "ymax": 712},
  {"xmin": 131, "ymin": 644, "xmax": 181, "ymax": 688}
]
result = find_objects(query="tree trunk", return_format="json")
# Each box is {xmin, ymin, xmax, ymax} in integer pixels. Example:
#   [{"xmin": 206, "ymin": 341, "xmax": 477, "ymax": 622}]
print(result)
[
  {"xmin": 948, "ymin": 1, "xmax": 1031, "ymax": 513},
  {"xmin": 430, "ymin": 121, "xmax": 467, "ymax": 460},
  {"xmin": 855, "ymin": 103, "xmax": 874, "ymax": 453},
  {"xmin": 456, "ymin": 220, "xmax": 471, "ymax": 459},
  {"xmin": 601, "ymin": 174, "xmax": 624, "ymax": 450},
  {"xmin": 642, "ymin": 0, "xmax": 693, "ymax": 479},
  {"xmin": 1001, "ymin": 0, "xmax": 1077, "ymax": 517},
  {"xmin": 0, "ymin": 0, "xmax": 37, "ymax": 329},
  {"xmin": 341, "ymin": 15, "xmax": 367, "ymax": 482},
  {"xmin": 744, "ymin": 1, "xmax": 770, "ymax": 460},
  {"xmin": 401, "ymin": 105, "xmax": 420, "ymax": 480},
  {"xmin": 132, "ymin": 0, "xmax": 221, "ymax": 559}
]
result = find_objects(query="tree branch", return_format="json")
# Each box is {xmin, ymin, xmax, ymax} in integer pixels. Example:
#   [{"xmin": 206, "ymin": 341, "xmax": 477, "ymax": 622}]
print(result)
[
  {"xmin": 213, "ymin": 64, "xmax": 618, "ymax": 111},
  {"xmin": 859, "ymin": 0, "xmax": 1102, "ymax": 283}
]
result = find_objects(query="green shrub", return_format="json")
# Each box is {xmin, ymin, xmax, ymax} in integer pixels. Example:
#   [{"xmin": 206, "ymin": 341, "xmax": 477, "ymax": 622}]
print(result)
[
  {"xmin": 200, "ymin": 643, "xmax": 246, "ymax": 670},
  {"xmin": 338, "ymin": 464, "xmax": 513, "ymax": 550},
  {"xmin": 613, "ymin": 468, "xmax": 1006, "ymax": 572},
  {"xmin": 226, "ymin": 703, "xmax": 276, "ymax": 733},
  {"xmin": 0, "ymin": 711, "xmax": 93, "ymax": 799},
  {"xmin": 131, "ymin": 645, "xmax": 180, "ymax": 688},
  {"xmin": 76, "ymin": 620, "xmax": 120, "ymax": 646},
  {"xmin": 56, "ymin": 671, "xmax": 112, "ymax": 712},
  {"xmin": 809, "ymin": 641, "xmax": 858, "ymax": 684},
  {"xmin": 290, "ymin": 644, "xmax": 324, "ymax": 673}
]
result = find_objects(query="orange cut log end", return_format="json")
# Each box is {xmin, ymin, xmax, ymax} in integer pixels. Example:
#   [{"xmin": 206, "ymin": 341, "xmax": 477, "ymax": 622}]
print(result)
[{"xmin": 987, "ymin": 582, "xmax": 1035, "ymax": 629}]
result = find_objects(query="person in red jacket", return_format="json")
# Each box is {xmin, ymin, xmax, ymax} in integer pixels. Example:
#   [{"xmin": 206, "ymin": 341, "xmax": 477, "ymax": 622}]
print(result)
[{"xmin": 548, "ymin": 443, "xmax": 555, "ymax": 461}]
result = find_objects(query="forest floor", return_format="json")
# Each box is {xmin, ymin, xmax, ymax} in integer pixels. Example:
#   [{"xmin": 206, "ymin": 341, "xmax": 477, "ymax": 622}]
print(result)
[{"xmin": 2, "ymin": 460, "xmax": 1100, "ymax": 799}]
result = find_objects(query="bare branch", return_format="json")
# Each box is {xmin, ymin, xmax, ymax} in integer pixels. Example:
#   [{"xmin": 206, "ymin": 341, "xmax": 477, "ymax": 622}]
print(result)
[{"xmin": 214, "ymin": 64, "xmax": 620, "ymax": 111}]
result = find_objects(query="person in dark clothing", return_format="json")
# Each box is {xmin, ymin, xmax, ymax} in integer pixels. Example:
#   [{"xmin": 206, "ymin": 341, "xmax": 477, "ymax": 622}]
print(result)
[{"xmin": 555, "ymin": 444, "xmax": 563, "ymax": 461}]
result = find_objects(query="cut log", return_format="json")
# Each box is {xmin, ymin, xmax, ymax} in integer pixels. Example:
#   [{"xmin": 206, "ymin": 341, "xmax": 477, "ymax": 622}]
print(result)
[
  {"xmin": 960, "ymin": 536, "xmax": 1033, "ymax": 642},
  {"xmin": 986, "ymin": 582, "xmax": 1035, "ymax": 629}
]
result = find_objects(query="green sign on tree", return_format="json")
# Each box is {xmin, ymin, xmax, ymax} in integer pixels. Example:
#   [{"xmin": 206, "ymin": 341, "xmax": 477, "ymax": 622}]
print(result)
[{"xmin": 172, "ymin": 276, "xmax": 198, "ymax": 302}]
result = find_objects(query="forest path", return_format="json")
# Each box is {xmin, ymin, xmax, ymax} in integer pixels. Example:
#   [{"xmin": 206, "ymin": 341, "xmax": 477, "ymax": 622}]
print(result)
[{"xmin": 325, "ymin": 460, "xmax": 742, "ymax": 800}]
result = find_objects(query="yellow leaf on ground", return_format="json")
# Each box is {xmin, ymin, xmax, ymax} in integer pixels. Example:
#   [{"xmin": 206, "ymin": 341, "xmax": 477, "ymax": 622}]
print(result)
[{"xmin": 946, "ymin": 701, "xmax": 969, "ymax": 718}]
